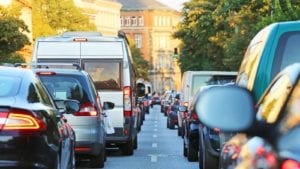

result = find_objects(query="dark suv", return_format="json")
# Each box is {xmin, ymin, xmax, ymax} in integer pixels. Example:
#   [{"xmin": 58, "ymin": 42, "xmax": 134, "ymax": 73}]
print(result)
[{"xmin": 34, "ymin": 64, "xmax": 114, "ymax": 168}]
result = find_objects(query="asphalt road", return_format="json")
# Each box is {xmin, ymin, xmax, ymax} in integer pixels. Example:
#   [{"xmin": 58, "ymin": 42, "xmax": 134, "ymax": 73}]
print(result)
[{"xmin": 77, "ymin": 105, "xmax": 199, "ymax": 169}]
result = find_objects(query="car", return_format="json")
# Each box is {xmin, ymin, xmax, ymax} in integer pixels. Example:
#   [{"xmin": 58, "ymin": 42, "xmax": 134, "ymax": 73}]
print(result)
[
  {"xmin": 0, "ymin": 66, "xmax": 79, "ymax": 169},
  {"xmin": 180, "ymin": 71, "xmax": 237, "ymax": 162},
  {"xmin": 195, "ymin": 63, "xmax": 300, "ymax": 169},
  {"xmin": 32, "ymin": 31, "xmax": 139, "ymax": 155},
  {"xmin": 34, "ymin": 64, "xmax": 114, "ymax": 168}
]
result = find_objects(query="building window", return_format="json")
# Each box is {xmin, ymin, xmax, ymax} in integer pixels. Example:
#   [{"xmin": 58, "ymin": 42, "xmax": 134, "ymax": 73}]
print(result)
[
  {"xmin": 120, "ymin": 16, "xmax": 123, "ymax": 26},
  {"xmin": 125, "ymin": 16, "xmax": 130, "ymax": 26},
  {"xmin": 132, "ymin": 16, "xmax": 137, "ymax": 26},
  {"xmin": 134, "ymin": 34, "xmax": 142, "ymax": 48},
  {"xmin": 138, "ymin": 16, "xmax": 144, "ymax": 26}
]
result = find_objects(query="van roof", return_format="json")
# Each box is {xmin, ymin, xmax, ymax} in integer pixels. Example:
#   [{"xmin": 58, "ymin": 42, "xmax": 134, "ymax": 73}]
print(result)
[{"xmin": 36, "ymin": 34, "xmax": 124, "ymax": 42}]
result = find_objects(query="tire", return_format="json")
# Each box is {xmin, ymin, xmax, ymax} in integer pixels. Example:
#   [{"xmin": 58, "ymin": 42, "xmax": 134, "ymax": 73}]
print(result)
[
  {"xmin": 169, "ymin": 119, "xmax": 175, "ymax": 129},
  {"xmin": 178, "ymin": 127, "xmax": 182, "ymax": 136},
  {"xmin": 167, "ymin": 117, "xmax": 170, "ymax": 128},
  {"xmin": 121, "ymin": 139, "xmax": 134, "ymax": 155},
  {"xmin": 134, "ymin": 136, "xmax": 138, "ymax": 149},
  {"xmin": 187, "ymin": 139, "xmax": 198, "ymax": 162},
  {"xmin": 89, "ymin": 149, "xmax": 105, "ymax": 168},
  {"xmin": 183, "ymin": 140, "xmax": 187, "ymax": 157}
]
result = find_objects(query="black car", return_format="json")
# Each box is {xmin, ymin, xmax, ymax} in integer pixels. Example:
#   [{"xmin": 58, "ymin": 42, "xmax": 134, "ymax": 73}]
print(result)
[
  {"xmin": 0, "ymin": 66, "xmax": 79, "ymax": 169},
  {"xmin": 195, "ymin": 63, "xmax": 300, "ymax": 169},
  {"xmin": 34, "ymin": 64, "xmax": 114, "ymax": 168}
]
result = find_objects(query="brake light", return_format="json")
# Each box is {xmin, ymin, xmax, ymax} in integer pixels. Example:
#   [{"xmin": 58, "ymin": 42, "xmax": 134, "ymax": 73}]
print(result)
[
  {"xmin": 36, "ymin": 72, "xmax": 56, "ymax": 75},
  {"xmin": 191, "ymin": 112, "xmax": 198, "ymax": 121},
  {"xmin": 73, "ymin": 38, "xmax": 88, "ymax": 42},
  {"xmin": 1, "ymin": 109, "xmax": 46, "ymax": 132},
  {"xmin": 213, "ymin": 128, "xmax": 220, "ymax": 133},
  {"xmin": 281, "ymin": 159, "xmax": 300, "ymax": 169},
  {"xmin": 74, "ymin": 102, "xmax": 98, "ymax": 116},
  {"xmin": 75, "ymin": 147, "xmax": 91, "ymax": 151},
  {"xmin": 123, "ymin": 86, "xmax": 132, "ymax": 117},
  {"xmin": 183, "ymin": 111, "xmax": 188, "ymax": 118}
]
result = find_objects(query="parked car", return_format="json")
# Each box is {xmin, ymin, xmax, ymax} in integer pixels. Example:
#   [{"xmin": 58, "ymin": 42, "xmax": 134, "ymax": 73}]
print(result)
[
  {"xmin": 195, "ymin": 63, "xmax": 300, "ymax": 169},
  {"xmin": 180, "ymin": 71, "xmax": 237, "ymax": 162},
  {"xmin": 34, "ymin": 64, "xmax": 114, "ymax": 168},
  {"xmin": 167, "ymin": 97, "xmax": 180, "ymax": 129},
  {"xmin": 32, "ymin": 31, "xmax": 139, "ymax": 156},
  {"xmin": 0, "ymin": 66, "xmax": 79, "ymax": 169}
]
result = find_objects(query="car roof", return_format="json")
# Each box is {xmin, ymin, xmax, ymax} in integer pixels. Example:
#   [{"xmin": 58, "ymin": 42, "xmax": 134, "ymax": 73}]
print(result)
[{"xmin": 0, "ymin": 66, "xmax": 32, "ymax": 77}]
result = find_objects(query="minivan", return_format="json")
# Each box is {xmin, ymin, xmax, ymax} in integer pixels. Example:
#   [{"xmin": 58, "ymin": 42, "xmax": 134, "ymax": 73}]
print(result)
[{"xmin": 31, "ymin": 31, "xmax": 139, "ymax": 155}]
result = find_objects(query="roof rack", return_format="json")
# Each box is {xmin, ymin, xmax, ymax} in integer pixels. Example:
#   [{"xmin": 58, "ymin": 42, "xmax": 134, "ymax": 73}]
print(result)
[{"xmin": 14, "ymin": 63, "xmax": 82, "ymax": 70}]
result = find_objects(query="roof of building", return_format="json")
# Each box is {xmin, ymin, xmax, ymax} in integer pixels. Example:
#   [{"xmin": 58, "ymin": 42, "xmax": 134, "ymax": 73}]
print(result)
[{"xmin": 116, "ymin": 0, "xmax": 174, "ymax": 11}]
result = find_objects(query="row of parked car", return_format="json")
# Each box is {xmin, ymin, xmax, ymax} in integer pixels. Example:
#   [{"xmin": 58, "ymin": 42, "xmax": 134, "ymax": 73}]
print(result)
[
  {"xmin": 0, "ymin": 31, "xmax": 152, "ymax": 168},
  {"xmin": 163, "ymin": 20, "xmax": 300, "ymax": 169}
]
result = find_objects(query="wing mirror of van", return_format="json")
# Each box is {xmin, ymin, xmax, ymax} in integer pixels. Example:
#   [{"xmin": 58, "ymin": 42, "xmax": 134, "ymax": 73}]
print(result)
[
  {"xmin": 103, "ymin": 101, "xmax": 115, "ymax": 110},
  {"xmin": 195, "ymin": 85, "xmax": 255, "ymax": 132}
]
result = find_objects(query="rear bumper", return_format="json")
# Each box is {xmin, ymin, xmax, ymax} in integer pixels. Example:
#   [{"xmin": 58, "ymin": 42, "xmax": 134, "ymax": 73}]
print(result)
[
  {"xmin": 105, "ymin": 128, "xmax": 132, "ymax": 146},
  {"xmin": 75, "ymin": 141, "xmax": 104, "ymax": 156},
  {"xmin": 0, "ymin": 134, "xmax": 58, "ymax": 169}
]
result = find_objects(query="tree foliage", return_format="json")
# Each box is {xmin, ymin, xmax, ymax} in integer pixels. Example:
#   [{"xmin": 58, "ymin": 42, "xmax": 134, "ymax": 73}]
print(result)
[
  {"xmin": 0, "ymin": 5, "xmax": 30, "ymax": 63},
  {"xmin": 32, "ymin": 0, "xmax": 96, "ymax": 40},
  {"xmin": 175, "ymin": 0, "xmax": 300, "ymax": 72},
  {"xmin": 128, "ymin": 38, "xmax": 150, "ymax": 80}
]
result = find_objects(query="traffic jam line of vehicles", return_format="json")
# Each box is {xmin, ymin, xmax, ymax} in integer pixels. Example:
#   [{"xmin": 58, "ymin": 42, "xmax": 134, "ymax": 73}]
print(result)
[{"xmin": 2, "ymin": 20, "xmax": 300, "ymax": 169}]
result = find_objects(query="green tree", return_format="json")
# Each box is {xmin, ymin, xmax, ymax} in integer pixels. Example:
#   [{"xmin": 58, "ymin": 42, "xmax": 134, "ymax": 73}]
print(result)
[
  {"xmin": 0, "ymin": 5, "xmax": 30, "ymax": 63},
  {"xmin": 32, "ymin": 0, "xmax": 96, "ymax": 40},
  {"xmin": 128, "ymin": 38, "xmax": 150, "ymax": 80}
]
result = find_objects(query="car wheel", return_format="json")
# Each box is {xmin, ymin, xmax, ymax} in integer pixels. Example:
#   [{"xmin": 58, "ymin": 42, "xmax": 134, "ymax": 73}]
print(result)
[
  {"xmin": 183, "ymin": 140, "xmax": 187, "ymax": 157},
  {"xmin": 169, "ymin": 119, "xmax": 175, "ymax": 129},
  {"xmin": 134, "ymin": 136, "xmax": 138, "ymax": 149},
  {"xmin": 121, "ymin": 139, "xmax": 134, "ymax": 155},
  {"xmin": 178, "ymin": 127, "xmax": 182, "ymax": 136},
  {"xmin": 167, "ymin": 117, "xmax": 170, "ymax": 128},
  {"xmin": 89, "ymin": 149, "xmax": 105, "ymax": 168},
  {"xmin": 187, "ymin": 139, "xmax": 198, "ymax": 162}
]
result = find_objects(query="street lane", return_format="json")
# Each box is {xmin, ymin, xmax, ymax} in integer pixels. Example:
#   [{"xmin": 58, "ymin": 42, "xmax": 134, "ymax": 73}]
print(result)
[{"xmin": 77, "ymin": 105, "xmax": 198, "ymax": 169}]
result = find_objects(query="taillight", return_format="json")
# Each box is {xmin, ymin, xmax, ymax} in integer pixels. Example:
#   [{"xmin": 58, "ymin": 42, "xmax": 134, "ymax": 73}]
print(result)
[
  {"xmin": 183, "ymin": 111, "xmax": 188, "ymax": 118},
  {"xmin": 281, "ymin": 159, "xmax": 300, "ymax": 169},
  {"xmin": 0, "ymin": 109, "xmax": 46, "ymax": 132},
  {"xmin": 36, "ymin": 72, "xmax": 56, "ymax": 75},
  {"xmin": 123, "ymin": 86, "xmax": 132, "ymax": 117},
  {"xmin": 191, "ymin": 112, "xmax": 198, "ymax": 121},
  {"xmin": 74, "ymin": 102, "xmax": 98, "ymax": 116}
]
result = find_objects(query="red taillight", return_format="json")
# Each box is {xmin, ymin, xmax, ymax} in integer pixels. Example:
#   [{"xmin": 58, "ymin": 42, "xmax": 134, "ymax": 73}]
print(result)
[
  {"xmin": 75, "ymin": 147, "xmax": 91, "ymax": 151},
  {"xmin": 183, "ymin": 111, "xmax": 188, "ymax": 118},
  {"xmin": 191, "ymin": 112, "xmax": 198, "ymax": 121},
  {"xmin": 1, "ymin": 109, "xmax": 46, "ymax": 132},
  {"xmin": 73, "ymin": 38, "xmax": 88, "ymax": 42},
  {"xmin": 281, "ymin": 159, "xmax": 300, "ymax": 169},
  {"xmin": 36, "ymin": 72, "xmax": 56, "ymax": 76},
  {"xmin": 74, "ymin": 102, "xmax": 98, "ymax": 116},
  {"xmin": 213, "ymin": 128, "xmax": 220, "ymax": 133},
  {"xmin": 123, "ymin": 86, "xmax": 132, "ymax": 117}
]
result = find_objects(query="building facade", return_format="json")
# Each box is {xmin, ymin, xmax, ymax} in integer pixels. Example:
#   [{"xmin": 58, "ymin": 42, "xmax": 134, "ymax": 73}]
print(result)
[
  {"xmin": 74, "ymin": 0, "xmax": 122, "ymax": 36},
  {"xmin": 117, "ymin": 0, "xmax": 181, "ymax": 93}
]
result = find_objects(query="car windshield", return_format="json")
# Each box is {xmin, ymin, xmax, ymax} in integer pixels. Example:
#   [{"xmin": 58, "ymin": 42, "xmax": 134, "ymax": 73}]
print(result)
[
  {"xmin": 39, "ymin": 75, "xmax": 92, "ymax": 103},
  {"xmin": 0, "ymin": 76, "xmax": 21, "ymax": 97}
]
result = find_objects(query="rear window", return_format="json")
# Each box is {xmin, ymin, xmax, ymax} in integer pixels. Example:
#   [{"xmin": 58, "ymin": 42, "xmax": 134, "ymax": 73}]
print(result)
[
  {"xmin": 0, "ymin": 76, "xmax": 21, "ymax": 97},
  {"xmin": 191, "ymin": 74, "xmax": 236, "ymax": 96},
  {"xmin": 83, "ymin": 60, "xmax": 121, "ymax": 90},
  {"xmin": 39, "ymin": 75, "xmax": 92, "ymax": 104}
]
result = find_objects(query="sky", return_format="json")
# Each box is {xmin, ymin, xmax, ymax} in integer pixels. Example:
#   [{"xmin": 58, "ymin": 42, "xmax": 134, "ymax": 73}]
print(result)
[{"xmin": 157, "ymin": 0, "xmax": 190, "ymax": 11}]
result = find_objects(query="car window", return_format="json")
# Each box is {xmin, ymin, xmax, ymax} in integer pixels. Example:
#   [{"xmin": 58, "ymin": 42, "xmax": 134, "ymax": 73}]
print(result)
[
  {"xmin": 27, "ymin": 83, "xmax": 40, "ymax": 103},
  {"xmin": 279, "ymin": 79, "xmax": 300, "ymax": 133},
  {"xmin": 0, "ymin": 76, "xmax": 21, "ymax": 97},
  {"xmin": 35, "ymin": 80, "xmax": 55, "ymax": 107},
  {"xmin": 272, "ymin": 31, "xmax": 300, "ymax": 78},
  {"xmin": 256, "ymin": 75, "xmax": 292, "ymax": 123},
  {"xmin": 83, "ymin": 60, "xmax": 121, "ymax": 90},
  {"xmin": 237, "ymin": 26, "xmax": 270, "ymax": 90},
  {"xmin": 39, "ymin": 75, "xmax": 91, "ymax": 104}
]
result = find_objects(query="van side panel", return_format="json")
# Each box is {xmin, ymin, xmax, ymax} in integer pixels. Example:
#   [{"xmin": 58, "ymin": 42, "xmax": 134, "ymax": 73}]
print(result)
[
  {"xmin": 36, "ymin": 42, "xmax": 81, "ymax": 58},
  {"xmin": 81, "ymin": 42, "xmax": 123, "ymax": 58}
]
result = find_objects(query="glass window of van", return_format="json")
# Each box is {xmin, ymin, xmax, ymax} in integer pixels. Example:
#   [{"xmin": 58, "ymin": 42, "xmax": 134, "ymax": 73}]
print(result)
[{"xmin": 83, "ymin": 61, "xmax": 121, "ymax": 90}]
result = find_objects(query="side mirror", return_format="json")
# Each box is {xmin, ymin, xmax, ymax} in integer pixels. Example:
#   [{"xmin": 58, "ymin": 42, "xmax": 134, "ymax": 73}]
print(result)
[
  {"xmin": 195, "ymin": 85, "xmax": 255, "ymax": 132},
  {"xmin": 178, "ymin": 106, "xmax": 187, "ymax": 112},
  {"xmin": 103, "ymin": 101, "xmax": 115, "ymax": 110}
]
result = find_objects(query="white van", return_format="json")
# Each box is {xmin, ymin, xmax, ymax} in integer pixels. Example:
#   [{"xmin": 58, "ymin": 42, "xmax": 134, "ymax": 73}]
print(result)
[{"xmin": 32, "ymin": 31, "xmax": 138, "ymax": 155}]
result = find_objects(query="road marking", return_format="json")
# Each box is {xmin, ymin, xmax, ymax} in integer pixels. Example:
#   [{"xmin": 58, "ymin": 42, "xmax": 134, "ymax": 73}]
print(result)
[
  {"xmin": 154, "ymin": 121, "xmax": 158, "ymax": 123},
  {"xmin": 152, "ymin": 143, "xmax": 157, "ymax": 148},
  {"xmin": 153, "ymin": 134, "xmax": 157, "ymax": 138},
  {"xmin": 154, "ymin": 124, "xmax": 158, "ymax": 127},
  {"xmin": 154, "ymin": 128, "xmax": 158, "ymax": 131},
  {"xmin": 150, "ymin": 155, "xmax": 157, "ymax": 162}
]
